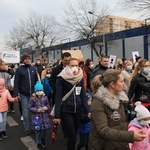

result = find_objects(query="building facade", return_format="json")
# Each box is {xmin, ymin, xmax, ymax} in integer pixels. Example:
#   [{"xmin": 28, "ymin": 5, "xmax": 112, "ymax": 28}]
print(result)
[{"xmin": 96, "ymin": 15, "xmax": 144, "ymax": 35}]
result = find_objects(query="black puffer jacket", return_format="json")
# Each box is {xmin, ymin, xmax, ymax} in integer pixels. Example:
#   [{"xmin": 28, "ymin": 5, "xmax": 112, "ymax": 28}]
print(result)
[
  {"xmin": 34, "ymin": 63, "xmax": 43, "ymax": 78},
  {"xmin": 49, "ymin": 63, "xmax": 64, "ymax": 91},
  {"xmin": 128, "ymin": 73, "xmax": 150, "ymax": 103},
  {"xmin": 86, "ymin": 67, "xmax": 93, "ymax": 90},
  {"xmin": 14, "ymin": 65, "xmax": 38, "ymax": 97},
  {"xmin": 54, "ymin": 77, "xmax": 88, "ymax": 119}
]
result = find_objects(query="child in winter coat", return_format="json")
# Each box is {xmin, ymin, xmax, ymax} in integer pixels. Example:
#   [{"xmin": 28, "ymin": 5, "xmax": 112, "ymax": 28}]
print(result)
[
  {"xmin": 77, "ymin": 93, "xmax": 91, "ymax": 150},
  {"xmin": 128, "ymin": 101, "xmax": 150, "ymax": 150},
  {"xmin": 41, "ymin": 70, "xmax": 53, "ymax": 103},
  {"xmin": 28, "ymin": 81, "xmax": 51, "ymax": 150},
  {"xmin": 0, "ymin": 78, "xmax": 18, "ymax": 141}
]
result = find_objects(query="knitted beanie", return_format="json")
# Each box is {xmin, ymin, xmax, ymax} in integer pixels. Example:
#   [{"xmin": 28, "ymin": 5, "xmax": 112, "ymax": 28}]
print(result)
[
  {"xmin": 135, "ymin": 101, "xmax": 150, "ymax": 120},
  {"xmin": 0, "ymin": 78, "xmax": 5, "ymax": 86},
  {"xmin": 21, "ymin": 53, "xmax": 30, "ymax": 62},
  {"xmin": 34, "ymin": 81, "xmax": 43, "ymax": 91}
]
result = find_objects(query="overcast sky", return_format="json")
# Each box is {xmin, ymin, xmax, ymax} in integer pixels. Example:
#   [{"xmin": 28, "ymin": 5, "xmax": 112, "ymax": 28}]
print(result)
[{"xmin": 0, "ymin": 0, "xmax": 144, "ymax": 52}]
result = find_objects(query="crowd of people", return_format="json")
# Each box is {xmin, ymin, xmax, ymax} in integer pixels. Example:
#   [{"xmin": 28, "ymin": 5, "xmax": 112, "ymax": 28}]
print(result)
[{"xmin": 0, "ymin": 52, "xmax": 150, "ymax": 150}]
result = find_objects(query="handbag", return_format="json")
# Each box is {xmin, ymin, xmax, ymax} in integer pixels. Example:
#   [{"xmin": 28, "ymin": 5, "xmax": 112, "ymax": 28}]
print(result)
[
  {"xmin": 0, "ymin": 112, "xmax": 2, "ymax": 123},
  {"xmin": 50, "ymin": 84, "xmax": 76, "ymax": 117}
]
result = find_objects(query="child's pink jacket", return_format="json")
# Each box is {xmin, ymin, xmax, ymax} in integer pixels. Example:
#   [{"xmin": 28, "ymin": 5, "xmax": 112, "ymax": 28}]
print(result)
[
  {"xmin": 128, "ymin": 118, "xmax": 150, "ymax": 150},
  {"xmin": 0, "ymin": 89, "xmax": 15, "ymax": 112}
]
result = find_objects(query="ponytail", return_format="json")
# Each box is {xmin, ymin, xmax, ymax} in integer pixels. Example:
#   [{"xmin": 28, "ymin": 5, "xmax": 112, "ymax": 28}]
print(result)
[{"xmin": 91, "ymin": 75, "xmax": 102, "ymax": 93}]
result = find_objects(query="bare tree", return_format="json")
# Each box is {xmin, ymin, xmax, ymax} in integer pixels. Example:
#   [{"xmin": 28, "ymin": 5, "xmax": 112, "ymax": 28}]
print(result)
[
  {"xmin": 19, "ymin": 11, "xmax": 64, "ymax": 49},
  {"xmin": 5, "ymin": 10, "xmax": 65, "ymax": 52},
  {"xmin": 63, "ymin": 0, "xmax": 108, "ymax": 57},
  {"xmin": 5, "ymin": 27, "xmax": 28, "ymax": 51},
  {"xmin": 119, "ymin": 0, "xmax": 150, "ymax": 17}
]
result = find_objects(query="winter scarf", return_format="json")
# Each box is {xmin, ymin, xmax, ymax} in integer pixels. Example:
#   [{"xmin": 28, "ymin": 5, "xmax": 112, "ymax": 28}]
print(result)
[{"xmin": 59, "ymin": 66, "xmax": 83, "ymax": 85}]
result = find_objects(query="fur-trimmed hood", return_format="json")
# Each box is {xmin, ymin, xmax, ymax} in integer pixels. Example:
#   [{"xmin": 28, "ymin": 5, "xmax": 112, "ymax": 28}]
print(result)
[{"xmin": 93, "ymin": 85, "xmax": 128, "ymax": 110}]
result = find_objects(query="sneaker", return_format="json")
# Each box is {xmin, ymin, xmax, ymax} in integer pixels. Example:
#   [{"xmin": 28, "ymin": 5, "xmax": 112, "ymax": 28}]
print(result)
[
  {"xmin": 37, "ymin": 144, "xmax": 44, "ymax": 150},
  {"xmin": 2, "ymin": 131, "xmax": 7, "ymax": 139},
  {"xmin": 20, "ymin": 116, "xmax": 23, "ymax": 121},
  {"xmin": 41, "ymin": 138, "xmax": 46, "ymax": 147},
  {"xmin": 7, "ymin": 109, "xmax": 11, "ymax": 113},
  {"xmin": 25, "ymin": 128, "xmax": 31, "ymax": 135},
  {"xmin": 0, "ymin": 133, "xmax": 3, "ymax": 141},
  {"xmin": 11, "ymin": 110, "xmax": 15, "ymax": 114}
]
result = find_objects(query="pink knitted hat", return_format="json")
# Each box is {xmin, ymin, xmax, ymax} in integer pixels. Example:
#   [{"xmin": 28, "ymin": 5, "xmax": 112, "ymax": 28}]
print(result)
[{"xmin": 0, "ymin": 78, "xmax": 5, "ymax": 86}]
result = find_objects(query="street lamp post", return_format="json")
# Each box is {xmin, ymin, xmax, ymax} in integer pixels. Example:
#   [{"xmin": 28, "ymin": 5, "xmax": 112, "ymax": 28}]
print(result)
[
  {"xmin": 88, "ymin": 11, "xmax": 106, "ymax": 53},
  {"xmin": 145, "ymin": 18, "xmax": 150, "ymax": 26}
]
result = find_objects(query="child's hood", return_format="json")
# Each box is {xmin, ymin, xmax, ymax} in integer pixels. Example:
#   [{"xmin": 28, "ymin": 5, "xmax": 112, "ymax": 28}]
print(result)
[{"xmin": 128, "ymin": 118, "xmax": 144, "ymax": 129}]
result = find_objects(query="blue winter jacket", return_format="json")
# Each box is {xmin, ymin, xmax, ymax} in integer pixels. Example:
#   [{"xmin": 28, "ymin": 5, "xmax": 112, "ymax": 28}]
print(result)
[
  {"xmin": 42, "ymin": 77, "xmax": 53, "ymax": 97},
  {"xmin": 55, "ymin": 77, "xmax": 89, "ymax": 119},
  {"xmin": 14, "ymin": 64, "xmax": 38, "ymax": 97},
  {"xmin": 78, "ymin": 105, "xmax": 91, "ymax": 134}
]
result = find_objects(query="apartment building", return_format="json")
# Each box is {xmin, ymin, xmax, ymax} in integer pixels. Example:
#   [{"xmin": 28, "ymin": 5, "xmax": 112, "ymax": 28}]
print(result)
[{"xmin": 96, "ymin": 15, "xmax": 144, "ymax": 35}]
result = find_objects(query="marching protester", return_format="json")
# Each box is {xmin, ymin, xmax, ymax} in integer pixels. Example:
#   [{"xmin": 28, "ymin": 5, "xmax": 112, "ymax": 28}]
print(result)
[
  {"xmin": 14, "ymin": 53, "xmax": 38, "ymax": 135},
  {"xmin": 53, "ymin": 58, "xmax": 90, "ymax": 150},
  {"xmin": 34, "ymin": 59, "xmax": 44, "ymax": 79},
  {"xmin": 85, "ymin": 59, "xmax": 95, "ymax": 93},
  {"xmin": 77, "ymin": 93, "xmax": 92, "ymax": 150},
  {"xmin": 78, "ymin": 60, "xmax": 87, "ymax": 91},
  {"xmin": 50, "ymin": 52, "xmax": 71, "ymax": 106},
  {"xmin": 41, "ymin": 64, "xmax": 53, "ymax": 104},
  {"xmin": 28, "ymin": 81, "xmax": 50, "ymax": 150},
  {"xmin": 4, "ymin": 64, "xmax": 15, "ymax": 113},
  {"xmin": 121, "ymin": 60, "xmax": 133, "ymax": 91},
  {"xmin": 0, "ymin": 78, "xmax": 18, "ymax": 141},
  {"xmin": 89, "ymin": 69, "xmax": 146, "ymax": 150},
  {"xmin": 91, "ymin": 56, "xmax": 109, "ymax": 79},
  {"xmin": 128, "ymin": 59, "xmax": 150, "ymax": 110},
  {"xmin": 128, "ymin": 101, "xmax": 150, "ymax": 150},
  {"xmin": 50, "ymin": 52, "xmax": 71, "ymax": 144}
]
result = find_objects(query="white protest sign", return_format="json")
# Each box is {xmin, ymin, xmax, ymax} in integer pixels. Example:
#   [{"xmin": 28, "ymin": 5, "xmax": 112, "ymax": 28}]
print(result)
[
  {"xmin": 132, "ymin": 51, "xmax": 139, "ymax": 63},
  {"xmin": 108, "ymin": 55, "xmax": 116, "ymax": 68},
  {"xmin": 2, "ymin": 51, "xmax": 20, "ymax": 63}
]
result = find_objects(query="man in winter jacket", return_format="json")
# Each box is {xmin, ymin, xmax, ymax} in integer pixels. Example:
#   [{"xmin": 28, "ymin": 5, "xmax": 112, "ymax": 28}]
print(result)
[
  {"xmin": 14, "ymin": 53, "xmax": 38, "ymax": 135},
  {"xmin": 91, "ymin": 56, "xmax": 109, "ymax": 80},
  {"xmin": 50, "ymin": 52, "xmax": 71, "ymax": 106}
]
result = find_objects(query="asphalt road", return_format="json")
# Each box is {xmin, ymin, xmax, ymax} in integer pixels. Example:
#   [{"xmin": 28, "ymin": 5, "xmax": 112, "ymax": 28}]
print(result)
[{"xmin": 0, "ymin": 103, "xmax": 67, "ymax": 150}]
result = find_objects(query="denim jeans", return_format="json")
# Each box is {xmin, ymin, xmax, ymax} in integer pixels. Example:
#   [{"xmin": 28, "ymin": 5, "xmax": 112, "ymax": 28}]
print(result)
[
  {"xmin": 61, "ymin": 112, "xmax": 81, "ymax": 150},
  {"xmin": 36, "ymin": 130, "xmax": 49, "ymax": 144},
  {"xmin": 0, "ymin": 112, "xmax": 7, "ymax": 132},
  {"xmin": 20, "ymin": 94, "xmax": 30, "ymax": 129}
]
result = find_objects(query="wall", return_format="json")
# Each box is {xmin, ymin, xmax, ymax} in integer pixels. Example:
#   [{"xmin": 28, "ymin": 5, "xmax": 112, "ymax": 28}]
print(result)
[
  {"xmin": 124, "ymin": 36, "xmax": 144, "ymax": 60},
  {"xmin": 40, "ymin": 26, "xmax": 150, "ymax": 64},
  {"xmin": 107, "ymin": 39, "xmax": 123, "ymax": 59}
]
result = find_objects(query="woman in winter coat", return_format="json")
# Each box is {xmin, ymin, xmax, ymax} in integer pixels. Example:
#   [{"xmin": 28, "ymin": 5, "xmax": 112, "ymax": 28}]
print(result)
[
  {"xmin": 53, "ymin": 58, "xmax": 90, "ymax": 150},
  {"xmin": 121, "ymin": 60, "xmax": 133, "ymax": 92},
  {"xmin": 28, "ymin": 81, "xmax": 50, "ymax": 150},
  {"xmin": 89, "ymin": 69, "xmax": 146, "ymax": 150},
  {"xmin": 128, "ymin": 59, "xmax": 150, "ymax": 109}
]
